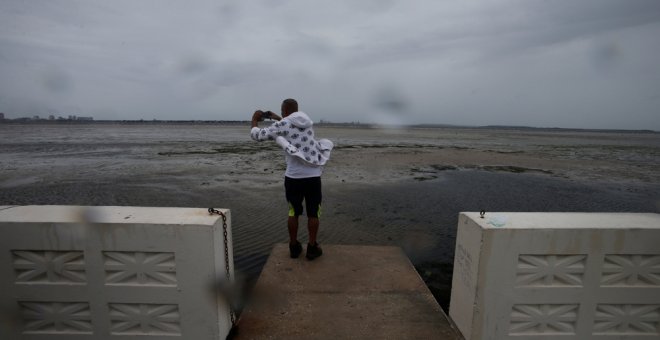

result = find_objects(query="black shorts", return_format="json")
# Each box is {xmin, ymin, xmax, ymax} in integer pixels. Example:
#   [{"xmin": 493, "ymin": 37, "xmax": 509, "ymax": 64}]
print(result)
[{"xmin": 284, "ymin": 176, "xmax": 322, "ymax": 218}]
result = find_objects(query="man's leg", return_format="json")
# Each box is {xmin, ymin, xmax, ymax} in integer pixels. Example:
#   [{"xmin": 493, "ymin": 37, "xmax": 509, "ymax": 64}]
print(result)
[
  {"xmin": 288, "ymin": 214, "xmax": 303, "ymax": 258},
  {"xmin": 304, "ymin": 177, "xmax": 323, "ymax": 260},
  {"xmin": 305, "ymin": 215, "xmax": 322, "ymax": 260},
  {"xmin": 285, "ymin": 177, "xmax": 304, "ymax": 244},
  {"xmin": 288, "ymin": 216, "xmax": 299, "ymax": 244},
  {"xmin": 304, "ymin": 177, "xmax": 322, "ymax": 246},
  {"xmin": 285, "ymin": 177, "xmax": 304, "ymax": 258},
  {"xmin": 307, "ymin": 217, "xmax": 319, "ymax": 245}
]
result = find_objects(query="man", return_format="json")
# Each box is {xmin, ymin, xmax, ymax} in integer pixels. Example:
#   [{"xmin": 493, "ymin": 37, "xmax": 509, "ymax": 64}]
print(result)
[{"xmin": 250, "ymin": 98, "xmax": 333, "ymax": 260}]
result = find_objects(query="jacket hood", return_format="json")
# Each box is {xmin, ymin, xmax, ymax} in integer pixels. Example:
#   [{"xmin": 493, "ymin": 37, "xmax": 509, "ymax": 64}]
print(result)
[{"xmin": 286, "ymin": 111, "xmax": 313, "ymax": 128}]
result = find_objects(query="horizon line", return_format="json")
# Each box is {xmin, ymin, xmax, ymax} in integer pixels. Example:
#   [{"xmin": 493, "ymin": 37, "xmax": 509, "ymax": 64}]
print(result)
[{"xmin": 1, "ymin": 118, "xmax": 657, "ymax": 133}]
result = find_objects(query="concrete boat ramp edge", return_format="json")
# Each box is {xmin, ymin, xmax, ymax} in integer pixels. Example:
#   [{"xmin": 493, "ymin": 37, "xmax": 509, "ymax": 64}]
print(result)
[{"xmin": 235, "ymin": 244, "xmax": 462, "ymax": 340}]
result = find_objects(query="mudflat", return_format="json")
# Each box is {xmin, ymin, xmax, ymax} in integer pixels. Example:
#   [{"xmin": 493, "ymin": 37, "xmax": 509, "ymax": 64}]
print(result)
[{"xmin": 1, "ymin": 123, "xmax": 658, "ymax": 310}]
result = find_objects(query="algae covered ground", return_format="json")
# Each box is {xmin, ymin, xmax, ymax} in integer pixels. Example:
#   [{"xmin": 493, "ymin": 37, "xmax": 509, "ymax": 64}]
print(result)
[{"xmin": 1, "ymin": 123, "xmax": 659, "ymax": 310}]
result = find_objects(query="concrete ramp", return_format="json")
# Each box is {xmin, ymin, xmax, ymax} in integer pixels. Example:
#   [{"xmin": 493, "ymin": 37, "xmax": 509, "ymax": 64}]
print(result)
[{"xmin": 236, "ymin": 244, "xmax": 461, "ymax": 340}]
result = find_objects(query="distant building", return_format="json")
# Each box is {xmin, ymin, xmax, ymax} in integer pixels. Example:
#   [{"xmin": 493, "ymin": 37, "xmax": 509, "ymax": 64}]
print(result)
[
  {"xmin": 48, "ymin": 115, "xmax": 55, "ymax": 120},
  {"xmin": 77, "ymin": 116, "xmax": 93, "ymax": 121},
  {"xmin": 0, "ymin": 113, "xmax": 4, "ymax": 120},
  {"xmin": 68, "ymin": 115, "xmax": 76, "ymax": 120}
]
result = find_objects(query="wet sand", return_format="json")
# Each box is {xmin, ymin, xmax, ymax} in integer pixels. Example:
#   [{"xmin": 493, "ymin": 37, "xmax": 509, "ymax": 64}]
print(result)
[{"xmin": 1, "ymin": 123, "xmax": 659, "ymax": 310}]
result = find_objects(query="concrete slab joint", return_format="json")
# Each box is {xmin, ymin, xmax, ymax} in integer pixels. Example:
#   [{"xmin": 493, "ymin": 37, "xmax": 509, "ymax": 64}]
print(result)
[
  {"xmin": 0, "ymin": 205, "xmax": 234, "ymax": 340},
  {"xmin": 449, "ymin": 212, "xmax": 660, "ymax": 340}
]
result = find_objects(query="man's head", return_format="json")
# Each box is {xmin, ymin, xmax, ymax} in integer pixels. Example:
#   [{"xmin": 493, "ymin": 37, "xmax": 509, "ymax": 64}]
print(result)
[{"xmin": 281, "ymin": 98, "xmax": 298, "ymax": 117}]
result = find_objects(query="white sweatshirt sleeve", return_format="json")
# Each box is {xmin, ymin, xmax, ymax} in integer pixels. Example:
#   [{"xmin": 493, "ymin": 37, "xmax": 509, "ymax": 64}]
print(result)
[{"xmin": 250, "ymin": 123, "xmax": 280, "ymax": 142}]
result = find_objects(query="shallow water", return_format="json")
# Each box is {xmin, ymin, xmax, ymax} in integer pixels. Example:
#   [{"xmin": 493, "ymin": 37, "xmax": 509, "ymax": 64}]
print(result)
[{"xmin": 1, "ymin": 123, "xmax": 659, "ymax": 310}]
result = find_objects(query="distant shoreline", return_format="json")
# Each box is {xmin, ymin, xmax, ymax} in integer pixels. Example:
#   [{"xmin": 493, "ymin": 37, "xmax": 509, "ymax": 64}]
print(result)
[{"xmin": 0, "ymin": 119, "xmax": 657, "ymax": 134}]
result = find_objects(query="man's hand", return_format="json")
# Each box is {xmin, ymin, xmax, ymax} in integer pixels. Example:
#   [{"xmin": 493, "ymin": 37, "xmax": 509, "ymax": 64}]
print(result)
[
  {"xmin": 252, "ymin": 109, "xmax": 282, "ymax": 128},
  {"xmin": 264, "ymin": 111, "xmax": 282, "ymax": 121}
]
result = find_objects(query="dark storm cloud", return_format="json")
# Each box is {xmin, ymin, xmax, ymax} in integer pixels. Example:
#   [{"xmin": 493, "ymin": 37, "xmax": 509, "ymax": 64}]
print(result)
[
  {"xmin": 42, "ymin": 68, "xmax": 73, "ymax": 94},
  {"xmin": 0, "ymin": 0, "xmax": 659, "ymax": 129},
  {"xmin": 178, "ymin": 56, "xmax": 211, "ymax": 76},
  {"xmin": 202, "ymin": 61, "xmax": 277, "ymax": 88},
  {"xmin": 345, "ymin": 0, "xmax": 660, "ymax": 67},
  {"xmin": 490, "ymin": 0, "xmax": 660, "ymax": 58},
  {"xmin": 373, "ymin": 86, "xmax": 408, "ymax": 113}
]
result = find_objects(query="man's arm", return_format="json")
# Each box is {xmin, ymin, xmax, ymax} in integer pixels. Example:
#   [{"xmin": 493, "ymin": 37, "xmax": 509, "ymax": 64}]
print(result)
[
  {"xmin": 268, "ymin": 111, "xmax": 282, "ymax": 121},
  {"xmin": 251, "ymin": 110, "xmax": 282, "ymax": 128},
  {"xmin": 251, "ymin": 110, "xmax": 263, "ymax": 128},
  {"xmin": 250, "ymin": 110, "xmax": 283, "ymax": 141}
]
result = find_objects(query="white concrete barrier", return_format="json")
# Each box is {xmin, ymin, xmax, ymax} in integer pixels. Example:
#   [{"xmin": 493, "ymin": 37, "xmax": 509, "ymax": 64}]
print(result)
[
  {"xmin": 0, "ymin": 205, "xmax": 234, "ymax": 340},
  {"xmin": 449, "ymin": 212, "xmax": 660, "ymax": 340}
]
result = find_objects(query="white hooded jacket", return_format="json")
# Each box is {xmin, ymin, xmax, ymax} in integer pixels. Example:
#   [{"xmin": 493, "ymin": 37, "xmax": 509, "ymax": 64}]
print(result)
[{"xmin": 251, "ymin": 111, "xmax": 333, "ymax": 177}]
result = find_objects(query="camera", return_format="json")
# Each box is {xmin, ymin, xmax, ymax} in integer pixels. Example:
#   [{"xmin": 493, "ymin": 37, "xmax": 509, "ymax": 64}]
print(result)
[{"xmin": 261, "ymin": 111, "xmax": 272, "ymax": 119}]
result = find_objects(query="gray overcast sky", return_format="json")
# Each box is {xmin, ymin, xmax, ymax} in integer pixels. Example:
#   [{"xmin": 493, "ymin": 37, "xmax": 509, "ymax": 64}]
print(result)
[{"xmin": 1, "ymin": 0, "xmax": 659, "ymax": 130}]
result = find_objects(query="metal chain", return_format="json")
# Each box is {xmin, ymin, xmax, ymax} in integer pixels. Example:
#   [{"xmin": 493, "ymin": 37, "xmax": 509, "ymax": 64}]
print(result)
[{"xmin": 208, "ymin": 208, "xmax": 236, "ymax": 326}]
